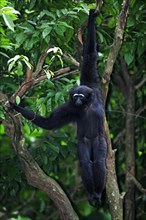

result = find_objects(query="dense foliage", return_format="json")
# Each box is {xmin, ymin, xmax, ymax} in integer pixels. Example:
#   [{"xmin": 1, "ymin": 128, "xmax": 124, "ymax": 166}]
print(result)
[{"xmin": 0, "ymin": 0, "xmax": 146, "ymax": 219}]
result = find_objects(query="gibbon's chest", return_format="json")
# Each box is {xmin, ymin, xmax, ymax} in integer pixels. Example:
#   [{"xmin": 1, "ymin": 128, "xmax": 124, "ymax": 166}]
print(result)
[
  {"xmin": 77, "ymin": 105, "xmax": 99, "ymax": 138},
  {"xmin": 84, "ymin": 106, "xmax": 98, "ymax": 124}
]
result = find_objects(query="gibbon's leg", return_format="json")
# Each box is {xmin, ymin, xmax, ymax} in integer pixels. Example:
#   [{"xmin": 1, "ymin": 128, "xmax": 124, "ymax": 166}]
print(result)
[
  {"xmin": 77, "ymin": 138, "xmax": 95, "ymax": 201},
  {"xmin": 92, "ymin": 136, "xmax": 107, "ymax": 205}
]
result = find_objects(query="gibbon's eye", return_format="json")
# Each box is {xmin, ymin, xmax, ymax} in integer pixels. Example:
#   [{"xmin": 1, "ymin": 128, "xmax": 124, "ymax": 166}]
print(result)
[{"xmin": 73, "ymin": 93, "xmax": 85, "ymax": 100}]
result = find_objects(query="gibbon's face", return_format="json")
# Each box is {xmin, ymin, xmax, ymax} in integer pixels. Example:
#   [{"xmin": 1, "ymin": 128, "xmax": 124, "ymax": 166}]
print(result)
[{"xmin": 69, "ymin": 85, "xmax": 93, "ymax": 107}]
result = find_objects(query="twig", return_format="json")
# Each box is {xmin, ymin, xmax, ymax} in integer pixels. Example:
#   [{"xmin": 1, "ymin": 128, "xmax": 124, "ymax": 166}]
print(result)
[
  {"xmin": 63, "ymin": 54, "xmax": 79, "ymax": 67},
  {"xmin": 135, "ymin": 77, "xmax": 146, "ymax": 90},
  {"xmin": 54, "ymin": 69, "xmax": 79, "ymax": 80},
  {"xmin": 127, "ymin": 172, "xmax": 146, "ymax": 193},
  {"xmin": 34, "ymin": 67, "xmax": 71, "ymax": 85}
]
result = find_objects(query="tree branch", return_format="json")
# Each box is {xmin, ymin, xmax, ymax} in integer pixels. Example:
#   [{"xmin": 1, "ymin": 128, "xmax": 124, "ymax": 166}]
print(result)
[
  {"xmin": 101, "ymin": 1, "xmax": 130, "ymax": 219},
  {"xmin": 10, "ymin": 66, "xmax": 79, "ymax": 101},
  {"xmin": 113, "ymin": 73, "xmax": 128, "ymax": 99},
  {"xmin": 33, "ymin": 67, "xmax": 71, "ymax": 85},
  {"xmin": 63, "ymin": 54, "xmax": 80, "ymax": 67},
  {"xmin": 135, "ymin": 77, "xmax": 146, "ymax": 90},
  {"xmin": 3, "ymin": 113, "xmax": 79, "ymax": 220},
  {"xmin": 102, "ymin": 0, "xmax": 130, "ymax": 104},
  {"xmin": 127, "ymin": 172, "xmax": 146, "ymax": 194},
  {"xmin": 33, "ymin": 45, "xmax": 53, "ymax": 78}
]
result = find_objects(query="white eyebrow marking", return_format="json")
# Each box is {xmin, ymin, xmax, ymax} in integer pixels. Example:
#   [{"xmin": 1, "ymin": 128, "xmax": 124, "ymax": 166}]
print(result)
[{"xmin": 73, "ymin": 93, "xmax": 85, "ymax": 97}]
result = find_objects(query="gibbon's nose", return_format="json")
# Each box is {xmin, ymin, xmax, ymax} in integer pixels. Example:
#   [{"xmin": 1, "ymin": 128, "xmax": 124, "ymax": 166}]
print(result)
[{"xmin": 75, "ymin": 98, "xmax": 83, "ymax": 106}]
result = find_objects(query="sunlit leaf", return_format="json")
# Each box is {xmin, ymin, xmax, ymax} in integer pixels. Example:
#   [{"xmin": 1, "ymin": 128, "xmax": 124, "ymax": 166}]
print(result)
[
  {"xmin": 2, "ymin": 13, "xmax": 15, "ymax": 31},
  {"xmin": 16, "ymin": 96, "xmax": 21, "ymax": 105}
]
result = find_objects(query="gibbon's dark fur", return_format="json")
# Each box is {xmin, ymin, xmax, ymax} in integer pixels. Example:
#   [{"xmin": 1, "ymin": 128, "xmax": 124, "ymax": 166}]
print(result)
[{"xmin": 10, "ymin": 10, "xmax": 107, "ymax": 207}]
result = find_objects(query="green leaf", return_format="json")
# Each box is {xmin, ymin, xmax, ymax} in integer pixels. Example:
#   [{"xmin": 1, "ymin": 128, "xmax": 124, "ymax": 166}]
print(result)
[
  {"xmin": 42, "ymin": 26, "xmax": 52, "ymax": 38},
  {"xmin": 124, "ymin": 53, "xmax": 134, "ymax": 65},
  {"xmin": 97, "ymin": 32, "xmax": 104, "ymax": 43},
  {"xmin": 40, "ymin": 103, "xmax": 46, "ymax": 116},
  {"xmin": 16, "ymin": 32, "xmax": 28, "ymax": 46},
  {"xmin": 0, "ymin": 0, "xmax": 7, "ymax": 7},
  {"xmin": 55, "ymin": 92, "xmax": 62, "ymax": 104},
  {"xmin": 127, "ymin": 17, "xmax": 135, "ymax": 27},
  {"xmin": 23, "ymin": 123, "xmax": 31, "ymax": 134},
  {"xmin": 9, "ymin": 55, "xmax": 20, "ymax": 62},
  {"xmin": 0, "ymin": 51, "xmax": 9, "ymax": 58},
  {"xmin": 137, "ymin": 40, "xmax": 146, "ymax": 57},
  {"xmin": 17, "ymin": 61, "xmax": 23, "ymax": 75},
  {"xmin": 58, "ymin": 21, "xmax": 73, "ymax": 30},
  {"xmin": 2, "ymin": 13, "xmax": 15, "ymax": 31},
  {"xmin": 45, "ymin": 70, "xmax": 51, "ymax": 80},
  {"xmin": 65, "ymin": 28, "xmax": 74, "ymax": 43},
  {"xmin": 8, "ymin": 60, "xmax": 15, "ymax": 71},
  {"xmin": 16, "ymin": 96, "xmax": 21, "ymax": 105},
  {"xmin": 47, "ymin": 142, "xmax": 59, "ymax": 154},
  {"xmin": 0, "ymin": 124, "xmax": 5, "ymax": 134},
  {"xmin": 54, "ymin": 25, "xmax": 65, "ymax": 36},
  {"xmin": 108, "ymin": 17, "xmax": 116, "ymax": 28},
  {"xmin": 40, "ymin": 10, "xmax": 56, "ymax": 20},
  {"xmin": 22, "ymin": 59, "xmax": 32, "ymax": 69},
  {"xmin": 2, "ymin": 7, "xmax": 20, "ymax": 16},
  {"xmin": 44, "ymin": 35, "xmax": 50, "ymax": 44},
  {"xmin": 0, "ymin": 26, "xmax": 5, "ymax": 35},
  {"xmin": 19, "ymin": 23, "xmax": 35, "ymax": 33},
  {"xmin": 46, "ymin": 80, "xmax": 54, "ymax": 89}
]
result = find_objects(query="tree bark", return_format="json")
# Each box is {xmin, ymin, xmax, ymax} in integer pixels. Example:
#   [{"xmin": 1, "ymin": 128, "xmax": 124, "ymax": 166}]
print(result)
[
  {"xmin": 124, "ymin": 73, "xmax": 135, "ymax": 220},
  {"xmin": 102, "ymin": 1, "xmax": 130, "ymax": 219}
]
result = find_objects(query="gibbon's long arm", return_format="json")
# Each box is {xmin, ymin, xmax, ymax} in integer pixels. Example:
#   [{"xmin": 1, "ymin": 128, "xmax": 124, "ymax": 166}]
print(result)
[
  {"xmin": 80, "ymin": 9, "xmax": 99, "ymax": 88},
  {"xmin": 10, "ymin": 102, "xmax": 77, "ymax": 130}
]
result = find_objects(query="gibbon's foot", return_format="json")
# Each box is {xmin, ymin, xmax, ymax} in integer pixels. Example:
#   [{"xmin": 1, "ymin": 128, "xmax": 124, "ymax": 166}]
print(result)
[{"xmin": 88, "ymin": 192, "xmax": 101, "ymax": 207}]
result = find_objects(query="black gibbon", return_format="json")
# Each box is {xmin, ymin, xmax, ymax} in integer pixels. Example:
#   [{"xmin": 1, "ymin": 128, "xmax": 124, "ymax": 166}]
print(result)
[{"xmin": 10, "ymin": 9, "xmax": 107, "ymax": 207}]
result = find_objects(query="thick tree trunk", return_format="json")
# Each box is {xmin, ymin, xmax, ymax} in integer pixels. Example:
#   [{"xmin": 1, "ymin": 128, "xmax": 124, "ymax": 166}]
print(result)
[
  {"xmin": 102, "ymin": 1, "xmax": 130, "ymax": 219},
  {"xmin": 105, "ymin": 119, "xmax": 123, "ymax": 220}
]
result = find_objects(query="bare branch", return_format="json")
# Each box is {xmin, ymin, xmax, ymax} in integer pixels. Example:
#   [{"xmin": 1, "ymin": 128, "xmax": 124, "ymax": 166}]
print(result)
[
  {"xmin": 136, "ymin": 104, "xmax": 146, "ymax": 117},
  {"xmin": 34, "ymin": 67, "xmax": 71, "ymax": 85},
  {"xmin": 53, "ymin": 70, "xmax": 79, "ymax": 80},
  {"xmin": 113, "ymin": 129, "xmax": 125, "ymax": 145},
  {"xmin": 113, "ymin": 73, "xmax": 128, "ymax": 99},
  {"xmin": 63, "ymin": 54, "xmax": 80, "ymax": 67},
  {"xmin": 135, "ymin": 77, "xmax": 146, "ymax": 90},
  {"xmin": 9, "ymin": 65, "xmax": 77, "ymax": 101},
  {"xmin": 127, "ymin": 172, "xmax": 146, "ymax": 194},
  {"xmin": 33, "ymin": 45, "xmax": 52, "ymax": 78}
]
